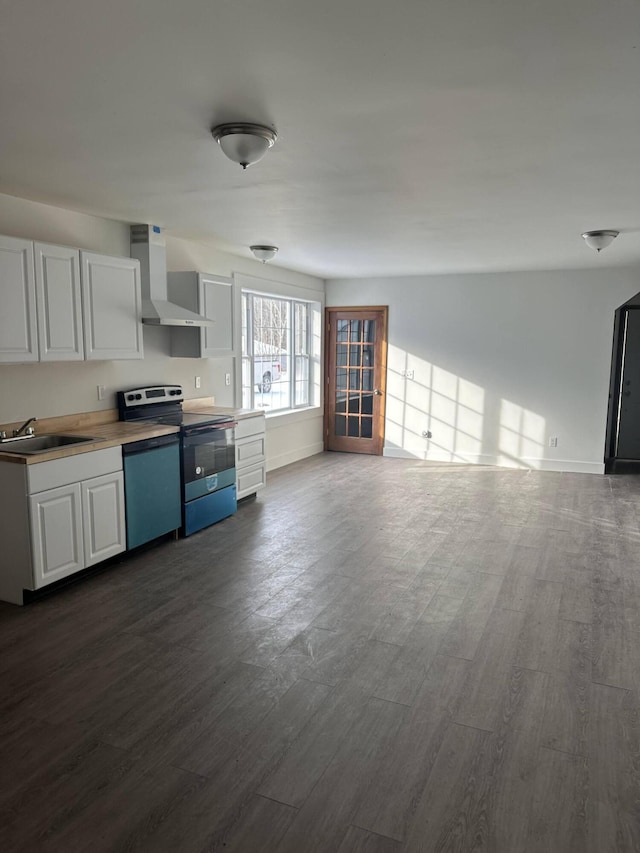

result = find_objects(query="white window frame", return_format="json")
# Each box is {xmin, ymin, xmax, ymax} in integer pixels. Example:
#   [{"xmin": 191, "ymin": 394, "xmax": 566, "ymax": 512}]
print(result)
[{"xmin": 241, "ymin": 288, "xmax": 317, "ymax": 414}]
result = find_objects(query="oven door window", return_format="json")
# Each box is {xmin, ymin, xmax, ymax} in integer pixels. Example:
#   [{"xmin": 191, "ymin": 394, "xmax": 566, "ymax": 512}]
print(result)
[{"xmin": 183, "ymin": 426, "xmax": 236, "ymax": 502}]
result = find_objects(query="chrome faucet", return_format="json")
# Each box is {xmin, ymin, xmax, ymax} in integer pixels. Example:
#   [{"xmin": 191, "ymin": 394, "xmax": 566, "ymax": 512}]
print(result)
[{"xmin": 13, "ymin": 417, "xmax": 37, "ymax": 437}]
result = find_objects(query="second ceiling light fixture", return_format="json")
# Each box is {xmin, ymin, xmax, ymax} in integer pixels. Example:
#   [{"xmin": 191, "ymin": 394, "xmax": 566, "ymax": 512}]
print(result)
[
  {"xmin": 211, "ymin": 121, "xmax": 280, "ymax": 263},
  {"xmin": 211, "ymin": 122, "xmax": 277, "ymax": 170}
]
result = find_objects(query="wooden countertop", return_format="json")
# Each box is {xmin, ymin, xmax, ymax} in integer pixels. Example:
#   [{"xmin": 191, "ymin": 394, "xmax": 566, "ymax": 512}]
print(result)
[
  {"xmin": 0, "ymin": 421, "xmax": 179, "ymax": 466},
  {"xmin": 0, "ymin": 398, "xmax": 261, "ymax": 466},
  {"xmin": 183, "ymin": 400, "xmax": 265, "ymax": 421}
]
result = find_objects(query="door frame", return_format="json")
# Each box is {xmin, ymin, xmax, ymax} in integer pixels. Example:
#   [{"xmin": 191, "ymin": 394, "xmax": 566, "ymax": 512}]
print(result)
[
  {"xmin": 323, "ymin": 305, "xmax": 388, "ymax": 455},
  {"xmin": 605, "ymin": 303, "xmax": 640, "ymax": 472}
]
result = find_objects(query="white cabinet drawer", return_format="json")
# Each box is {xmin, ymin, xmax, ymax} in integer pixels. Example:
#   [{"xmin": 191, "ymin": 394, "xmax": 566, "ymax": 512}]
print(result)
[
  {"xmin": 27, "ymin": 446, "xmax": 123, "ymax": 494},
  {"xmin": 235, "ymin": 415, "xmax": 266, "ymax": 440},
  {"xmin": 236, "ymin": 435, "xmax": 265, "ymax": 468},
  {"xmin": 237, "ymin": 461, "xmax": 266, "ymax": 500}
]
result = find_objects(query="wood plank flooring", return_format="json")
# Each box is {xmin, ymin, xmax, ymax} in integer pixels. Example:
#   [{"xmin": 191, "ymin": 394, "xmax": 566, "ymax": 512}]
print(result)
[{"xmin": 2, "ymin": 452, "xmax": 640, "ymax": 852}]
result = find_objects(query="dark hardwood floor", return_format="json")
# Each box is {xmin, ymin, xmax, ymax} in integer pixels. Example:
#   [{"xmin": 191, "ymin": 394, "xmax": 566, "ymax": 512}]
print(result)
[{"xmin": 1, "ymin": 452, "xmax": 640, "ymax": 852}]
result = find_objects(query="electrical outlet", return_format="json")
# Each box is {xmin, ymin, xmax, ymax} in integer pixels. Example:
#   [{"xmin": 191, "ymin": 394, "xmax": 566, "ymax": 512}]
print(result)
[
  {"xmin": 97, "ymin": 385, "xmax": 105, "ymax": 401},
  {"xmin": 549, "ymin": 436, "xmax": 558, "ymax": 447},
  {"xmin": 195, "ymin": 376, "xmax": 201, "ymax": 389},
  {"xmin": 225, "ymin": 373, "xmax": 231, "ymax": 386}
]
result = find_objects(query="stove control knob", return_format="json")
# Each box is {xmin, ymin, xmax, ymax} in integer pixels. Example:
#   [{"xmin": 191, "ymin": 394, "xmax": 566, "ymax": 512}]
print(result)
[
  {"xmin": 196, "ymin": 466, "xmax": 203, "ymax": 475},
  {"xmin": 127, "ymin": 394, "xmax": 135, "ymax": 401},
  {"xmin": 136, "ymin": 394, "xmax": 142, "ymax": 400}
]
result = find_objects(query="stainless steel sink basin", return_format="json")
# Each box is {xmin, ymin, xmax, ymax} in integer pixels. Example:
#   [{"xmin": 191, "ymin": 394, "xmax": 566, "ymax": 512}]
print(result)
[{"xmin": 0, "ymin": 434, "xmax": 102, "ymax": 454}]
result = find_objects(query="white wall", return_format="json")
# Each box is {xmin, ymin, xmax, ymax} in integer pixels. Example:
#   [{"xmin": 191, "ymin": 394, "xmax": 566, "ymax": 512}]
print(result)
[
  {"xmin": 0, "ymin": 193, "xmax": 325, "ymax": 471},
  {"xmin": 327, "ymin": 268, "xmax": 640, "ymax": 474}
]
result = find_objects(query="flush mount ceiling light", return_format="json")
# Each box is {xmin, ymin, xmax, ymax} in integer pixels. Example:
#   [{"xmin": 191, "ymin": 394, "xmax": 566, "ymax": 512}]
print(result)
[
  {"xmin": 582, "ymin": 230, "xmax": 620, "ymax": 253},
  {"xmin": 250, "ymin": 245, "xmax": 279, "ymax": 263},
  {"xmin": 211, "ymin": 123, "xmax": 277, "ymax": 169}
]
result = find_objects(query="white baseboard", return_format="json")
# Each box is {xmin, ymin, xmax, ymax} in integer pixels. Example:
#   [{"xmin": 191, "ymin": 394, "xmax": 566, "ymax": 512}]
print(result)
[
  {"xmin": 267, "ymin": 441, "xmax": 325, "ymax": 472},
  {"xmin": 383, "ymin": 447, "xmax": 605, "ymax": 475}
]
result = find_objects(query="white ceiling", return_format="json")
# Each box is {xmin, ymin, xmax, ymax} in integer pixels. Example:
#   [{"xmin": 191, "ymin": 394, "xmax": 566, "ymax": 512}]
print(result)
[{"xmin": 2, "ymin": 0, "xmax": 640, "ymax": 278}]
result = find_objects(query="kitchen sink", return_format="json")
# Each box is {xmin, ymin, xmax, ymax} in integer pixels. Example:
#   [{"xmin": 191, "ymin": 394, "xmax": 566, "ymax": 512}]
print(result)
[{"xmin": 0, "ymin": 434, "xmax": 102, "ymax": 454}]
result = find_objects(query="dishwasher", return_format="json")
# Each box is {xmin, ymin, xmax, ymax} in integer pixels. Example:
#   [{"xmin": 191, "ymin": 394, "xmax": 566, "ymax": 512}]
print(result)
[{"xmin": 122, "ymin": 434, "xmax": 181, "ymax": 550}]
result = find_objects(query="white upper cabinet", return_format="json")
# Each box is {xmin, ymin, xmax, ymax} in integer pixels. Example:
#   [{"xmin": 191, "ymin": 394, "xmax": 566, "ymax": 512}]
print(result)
[
  {"xmin": 81, "ymin": 252, "xmax": 143, "ymax": 360},
  {"xmin": 168, "ymin": 272, "xmax": 233, "ymax": 358},
  {"xmin": 0, "ymin": 235, "xmax": 144, "ymax": 363},
  {"xmin": 34, "ymin": 242, "xmax": 84, "ymax": 361},
  {"xmin": 201, "ymin": 274, "xmax": 233, "ymax": 357},
  {"xmin": 0, "ymin": 234, "xmax": 38, "ymax": 362}
]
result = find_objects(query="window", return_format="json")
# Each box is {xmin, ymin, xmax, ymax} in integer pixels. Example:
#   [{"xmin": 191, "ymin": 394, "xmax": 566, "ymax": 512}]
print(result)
[{"xmin": 241, "ymin": 290, "xmax": 320, "ymax": 413}]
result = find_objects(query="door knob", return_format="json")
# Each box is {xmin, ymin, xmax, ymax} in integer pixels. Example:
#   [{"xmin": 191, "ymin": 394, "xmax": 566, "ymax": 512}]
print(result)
[{"xmin": 373, "ymin": 388, "xmax": 382, "ymax": 396}]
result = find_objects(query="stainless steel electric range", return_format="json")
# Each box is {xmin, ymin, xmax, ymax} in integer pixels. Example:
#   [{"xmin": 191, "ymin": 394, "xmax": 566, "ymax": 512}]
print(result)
[{"xmin": 118, "ymin": 385, "xmax": 237, "ymax": 537}]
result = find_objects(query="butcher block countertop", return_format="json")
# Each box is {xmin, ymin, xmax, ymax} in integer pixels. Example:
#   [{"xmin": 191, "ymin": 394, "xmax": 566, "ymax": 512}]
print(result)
[
  {"xmin": 183, "ymin": 398, "xmax": 264, "ymax": 421},
  {"xmin": 0, "ymin": 398, "xmax": 260, "ymax": 466},
  {"xmin": 0, "ymin": 415, "xmax": 179, "ymax": 466}
]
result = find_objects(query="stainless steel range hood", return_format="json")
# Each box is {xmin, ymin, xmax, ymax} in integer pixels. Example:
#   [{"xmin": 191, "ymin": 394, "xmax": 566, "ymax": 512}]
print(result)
[{"xmin": 130, "ymin": 224, "xmax": 214, "ymax": 327}]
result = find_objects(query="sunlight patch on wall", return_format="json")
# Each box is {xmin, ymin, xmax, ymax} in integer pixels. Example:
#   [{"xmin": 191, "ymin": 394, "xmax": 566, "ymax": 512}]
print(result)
[
  {"xmin": 498, "ymin": 399, "xmax": 545, "ymax": 468},
  {"xmin": 385, "ymin": 345, "xmax": 485, "ymax": 461}
]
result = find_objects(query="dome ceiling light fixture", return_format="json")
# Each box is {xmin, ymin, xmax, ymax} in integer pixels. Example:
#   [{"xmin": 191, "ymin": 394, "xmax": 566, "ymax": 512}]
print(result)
[
  {"xmin": 211, "ymin": 122, "xmax": 277, "ymax": 169},
  {"xmin": 250, "ymin": 245, "xmax": 279, "ymax": 263},
  {"xmin": 582, "ymin": 230, "xmax": 620, "ymax": 253}
]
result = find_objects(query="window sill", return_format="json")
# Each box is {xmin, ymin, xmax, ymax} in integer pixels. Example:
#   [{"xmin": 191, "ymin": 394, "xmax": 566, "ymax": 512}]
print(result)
[{"xmin": 264, "ymin": 406, "xmax": 323, "ymax": 428}]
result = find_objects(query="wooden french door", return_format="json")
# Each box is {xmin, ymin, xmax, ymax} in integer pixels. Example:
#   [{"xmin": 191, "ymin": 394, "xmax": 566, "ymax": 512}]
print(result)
[{"xmin": 325, "ymin": 307, "xmax": 388, "ymax": 454}]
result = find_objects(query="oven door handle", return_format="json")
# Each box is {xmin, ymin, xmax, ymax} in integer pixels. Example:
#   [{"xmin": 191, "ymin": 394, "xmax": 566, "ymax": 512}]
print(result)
[
  {"xmin": 182, "ymin": 421, "xmax": 237, "ymax": 441},
  {"xmin": 183, "ymin": 421, "xmax": 236, "ymax": 438}
]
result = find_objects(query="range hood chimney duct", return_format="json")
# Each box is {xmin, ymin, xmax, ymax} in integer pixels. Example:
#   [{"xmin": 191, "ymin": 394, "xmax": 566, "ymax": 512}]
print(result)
[{"xmin": 131, "ymin": 225, "xmax": 214, "ymax": 327}]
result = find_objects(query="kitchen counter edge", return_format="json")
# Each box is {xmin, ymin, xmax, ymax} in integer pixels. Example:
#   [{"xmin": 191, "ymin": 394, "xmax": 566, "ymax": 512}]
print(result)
[{"xmin": 0, "ymin": 423, "xmax": 180, "ymax": 466}]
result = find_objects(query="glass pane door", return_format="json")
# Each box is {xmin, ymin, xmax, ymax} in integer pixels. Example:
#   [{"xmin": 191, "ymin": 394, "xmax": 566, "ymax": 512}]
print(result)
[
  {"xmin": 335, "ymin": 318, "xmax": 375, "ymax": 440},
  {"xmin": 326, "ymin": 308, "xmax": 387, "ymax": 455}
]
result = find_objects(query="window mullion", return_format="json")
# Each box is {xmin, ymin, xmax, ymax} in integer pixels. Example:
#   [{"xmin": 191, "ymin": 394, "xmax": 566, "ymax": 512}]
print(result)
[
  {"xmin": 248, "ymin": 295, "xmax": 255, "ymax": 407},
  {"xmin": 294, "ymin": 300, "xmax": 299, "ymax": 409}
]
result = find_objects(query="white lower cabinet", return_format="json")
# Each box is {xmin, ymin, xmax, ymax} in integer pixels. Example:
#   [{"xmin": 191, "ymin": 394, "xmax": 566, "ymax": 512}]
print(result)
[
  {"xmin": 81, "ymin": 472, "xmax": 125, "ymax": 566},
  {"xmin": 235, "ymin": 414, "xmax": 266, "ymax": 500},
  {"xmin": 0, "ymin": 447, "xmax": 125, "ymax": 604},
  {"xmin": 29, "ymin": 483, "xmax": 84, "ymax": 586},
  {"xmin": 30, "ymin": 464, "xmax": 125, "ymax": 587}
]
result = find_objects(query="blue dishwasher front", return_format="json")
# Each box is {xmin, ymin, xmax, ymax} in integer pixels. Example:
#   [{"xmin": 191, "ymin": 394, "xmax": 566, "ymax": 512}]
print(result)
[{"xmin": 122, "ymin": 435, "xmax": 181, "ymax": 549}]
